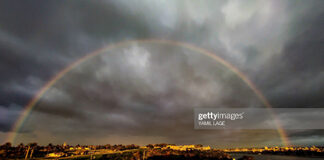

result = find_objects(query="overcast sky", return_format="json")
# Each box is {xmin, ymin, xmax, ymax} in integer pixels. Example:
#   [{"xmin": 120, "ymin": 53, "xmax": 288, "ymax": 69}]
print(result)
[{"xmin": 0, "ymin": 0, "xmax": 323, "ymax": 147}]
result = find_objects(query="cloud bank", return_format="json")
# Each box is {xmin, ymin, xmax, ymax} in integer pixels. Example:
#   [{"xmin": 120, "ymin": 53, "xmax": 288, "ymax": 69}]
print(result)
[{"xmin": 0, "ymin": 0, "xmax": 323, "ymax": 147}]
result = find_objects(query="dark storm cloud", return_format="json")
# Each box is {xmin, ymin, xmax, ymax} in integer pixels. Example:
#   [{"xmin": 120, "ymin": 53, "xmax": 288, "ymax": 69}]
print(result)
[
  {"xmin": 16, "ymin": 43, "xmax": 265, "ymax": 146},
  {"xmin": 0, "ymin": 0, "xmax": 152, "ymax": 132},
  {"xmin": 1, "ymin": 0, "xmax": 323, "ymax": 147},
  {"xmin": 0, "ymin": 0, "xmax": 152, "ymax": 105},
  {"xmin": 255, "ymin": 0, "xmax": 324, "ymax": 108},
  {"xmin": 0, "ymin": 1, "xmax": 153, "ymax": 130},
  {"xmin": 0, "ymin": 104, "xmax": 24, "ymax": 132}
]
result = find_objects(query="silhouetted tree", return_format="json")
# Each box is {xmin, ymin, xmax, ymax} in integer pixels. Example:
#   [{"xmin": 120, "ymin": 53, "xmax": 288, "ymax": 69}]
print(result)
[
  {"xmin": 147, "ymin": 144, "xmax": 154, "ymax": 149},
  {"xmin": 2, "ymin": 142, "xmax": 11, "ymax": 149}
]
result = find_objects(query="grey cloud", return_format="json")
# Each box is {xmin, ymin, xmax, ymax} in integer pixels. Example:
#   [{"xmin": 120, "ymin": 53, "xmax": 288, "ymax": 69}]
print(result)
[
  {"xmin": 0, "ymin": 0, "xmax": 323, "ymax": 147},
  {"xmin": 18, "ymin": 42, "xmax": 274, "ymax": 146},
  {"xmin": 0, "ymin": 104, "xmax": 23, "ymax": 132}
]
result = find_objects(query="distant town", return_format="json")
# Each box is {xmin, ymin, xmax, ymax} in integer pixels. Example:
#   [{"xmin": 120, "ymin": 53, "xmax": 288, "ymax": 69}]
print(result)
[{"xmin": 1, "ymin": 142, "xmax": 323, "ymax": 160}]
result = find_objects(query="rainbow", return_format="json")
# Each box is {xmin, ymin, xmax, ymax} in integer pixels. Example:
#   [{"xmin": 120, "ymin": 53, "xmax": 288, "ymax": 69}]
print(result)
[{"xmin": 6, "ymin": 39, "xmax": 290, "ymax": 146}]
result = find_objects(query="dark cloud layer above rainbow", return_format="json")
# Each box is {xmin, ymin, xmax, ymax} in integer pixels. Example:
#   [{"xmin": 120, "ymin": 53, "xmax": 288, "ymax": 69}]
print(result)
[{"xmin": 0, "ymin": 0, "xmax": 323, "ymax": 147}]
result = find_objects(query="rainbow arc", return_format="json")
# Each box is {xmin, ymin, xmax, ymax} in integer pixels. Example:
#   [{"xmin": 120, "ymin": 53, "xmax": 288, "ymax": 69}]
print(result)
[{"xmin": 6, "ymin": 39, "xmax": 290, "ymax": 146}]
